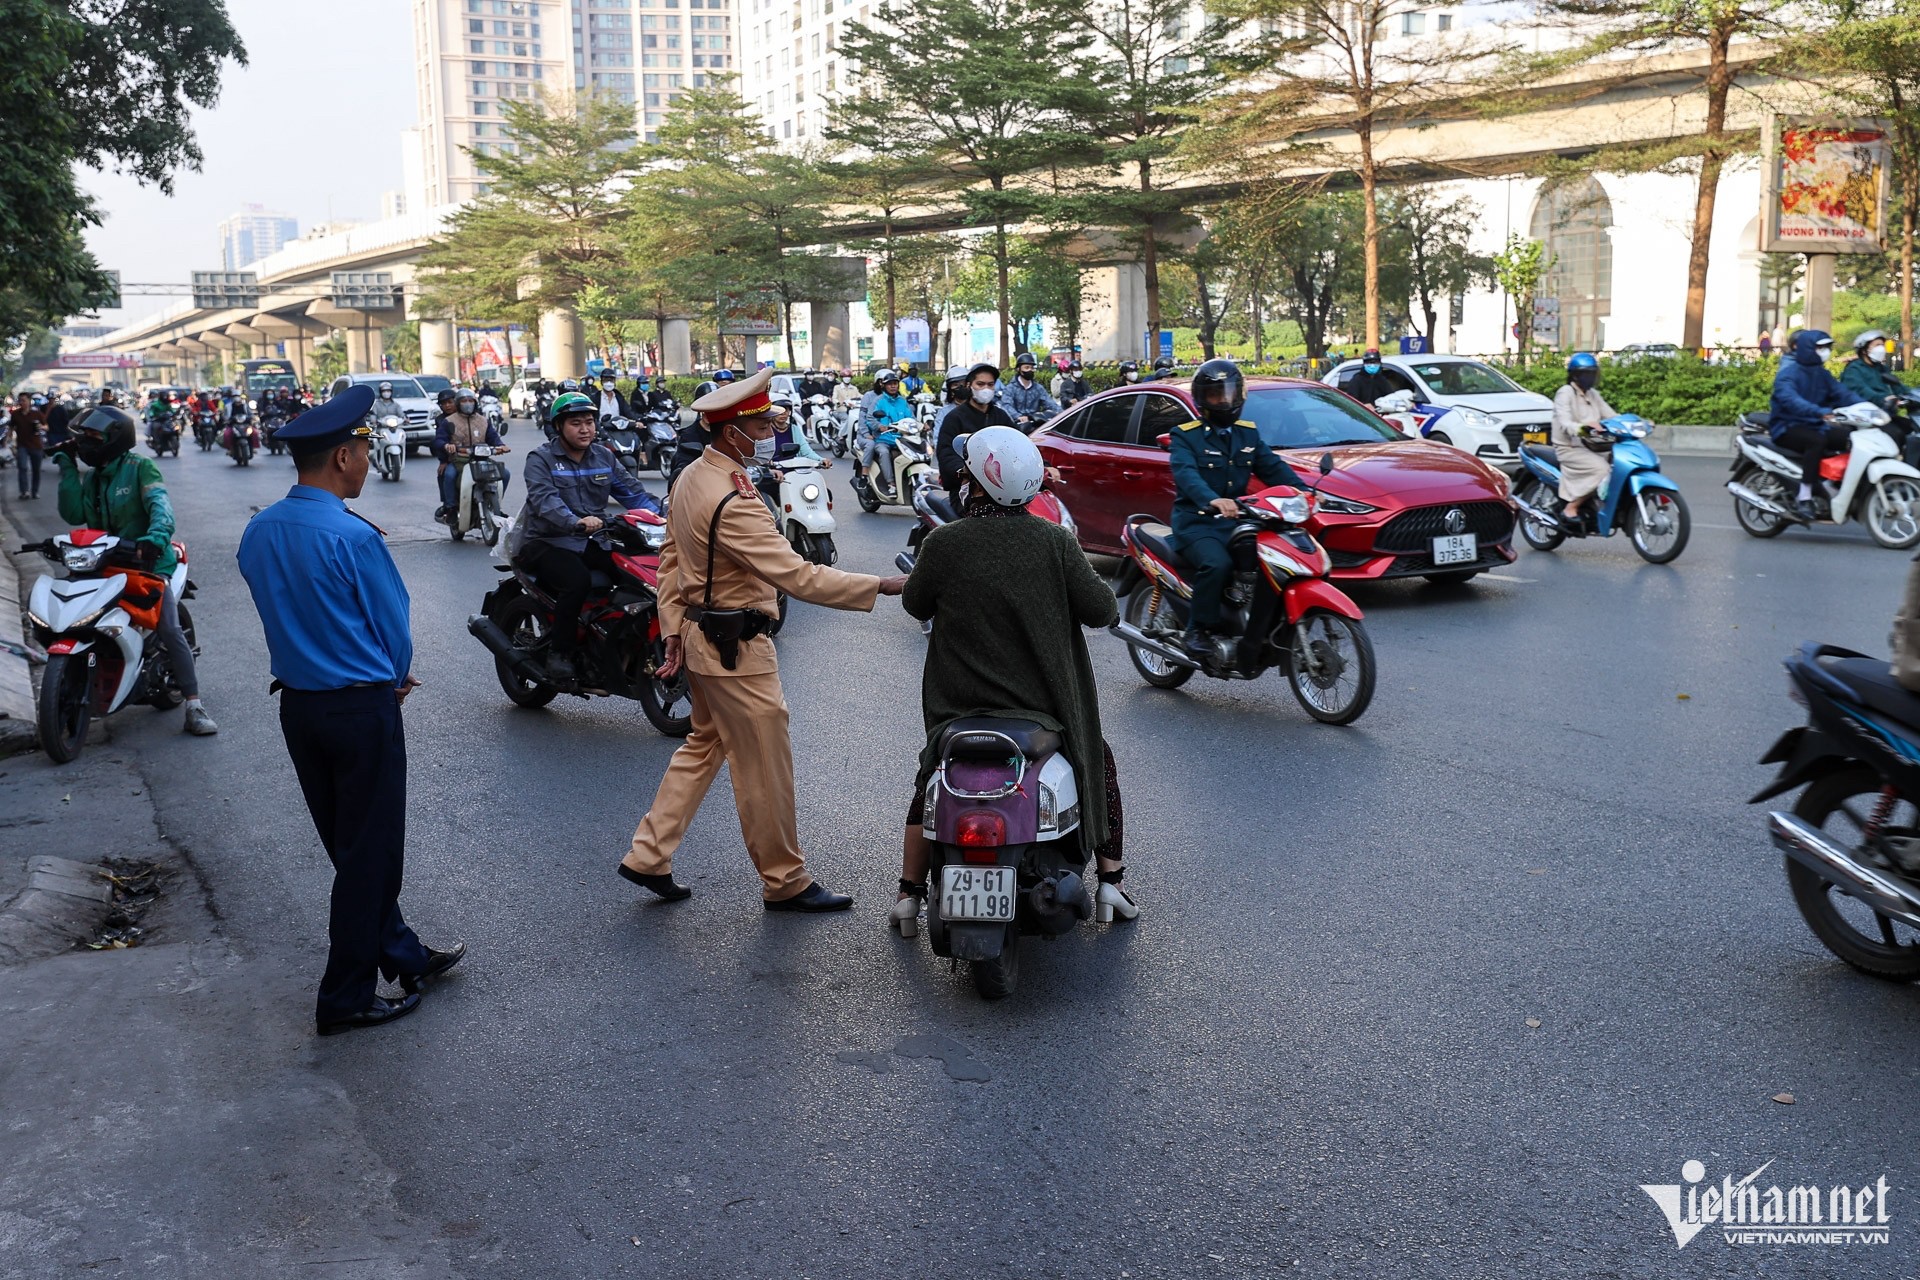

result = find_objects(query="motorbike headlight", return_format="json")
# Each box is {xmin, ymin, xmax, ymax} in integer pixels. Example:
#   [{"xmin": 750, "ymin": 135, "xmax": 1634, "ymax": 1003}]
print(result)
[
  {"xmin": 62, "ymin": 546, "xmax": 106, "ymax": 573},
  {"xmin": 800, "ymin": 483, "xmax": 821, "ymax": 503},
  {"xmin": 1315, "ymin": 493, "xmax": 1377, "ymax": 515},
  {"xmin": 1271, "ymin": 494, "xmax": 1312, "ymax": 524},
  {"xmin": 640, "ymin": 523, "xmax": 665, "ymax": 547},
  {"xmin": 381, "ymin": 415, "xmax": 403, "ymax": 428}
]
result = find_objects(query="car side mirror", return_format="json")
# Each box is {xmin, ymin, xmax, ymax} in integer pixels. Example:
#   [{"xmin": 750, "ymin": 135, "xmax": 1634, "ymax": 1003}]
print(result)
[
  {"xmin": 1319, "ymin": 452, "xmax": 1335, "ymax": 475},
  {"xmin": 1156, "ymin": 433, "xmax": 1172, "ymax": 449}
]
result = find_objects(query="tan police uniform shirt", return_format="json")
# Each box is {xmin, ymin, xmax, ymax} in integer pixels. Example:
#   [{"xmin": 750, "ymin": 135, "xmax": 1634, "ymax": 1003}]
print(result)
[{"xmin": 657, "ymin": 447, "xmax": 880, "ymax": 676}]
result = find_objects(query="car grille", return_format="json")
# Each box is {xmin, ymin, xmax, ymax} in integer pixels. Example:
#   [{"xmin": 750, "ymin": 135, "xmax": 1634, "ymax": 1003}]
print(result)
[
  {"xmin": 1326, "ymin": 548, "xmax": 1376, "ymax": 569},
  {"xmin": 403, "ymin": 409, "xmax": 432, "ymax": 426},
  {"xmin": 1501, "ymin": 425, "xmax": 1526, "ymax": 451},
  {"xmin": 1373, "ymin": 501, "xmax": 1515, "ymax": 553}
]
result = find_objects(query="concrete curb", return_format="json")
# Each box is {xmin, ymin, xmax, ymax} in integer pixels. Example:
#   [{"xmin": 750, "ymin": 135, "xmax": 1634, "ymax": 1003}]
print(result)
[
  {"xmin": 0, "ymin": 511, "xmax": 38, "ymax": 754},
  {"xmin": 0, "ymin": 856, "xmax": 114, "ymax": 966},
  {"xmin": 1654, "ymin": 424, "xmax": 1738, "ymax": 457}
]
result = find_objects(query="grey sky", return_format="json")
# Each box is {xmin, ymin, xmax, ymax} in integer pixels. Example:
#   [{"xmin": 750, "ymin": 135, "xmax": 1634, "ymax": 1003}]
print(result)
[{"xmin": 81, "ymin": 0, "xmax": 416, "ymax": 331}]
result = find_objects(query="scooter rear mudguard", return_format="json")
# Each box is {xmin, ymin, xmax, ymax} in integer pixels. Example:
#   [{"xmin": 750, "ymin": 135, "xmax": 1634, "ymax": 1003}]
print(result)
[{"xmin": 1283, "ymin": 577, "xmax": 1363, "ymax": 624}]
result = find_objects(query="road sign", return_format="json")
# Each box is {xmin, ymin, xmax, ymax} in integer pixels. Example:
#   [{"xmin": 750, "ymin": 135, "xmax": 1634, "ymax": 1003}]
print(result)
[
  {"xmin": 56, "ymin": 353, "xmax": 141, "ymax": 369},
  {"xmin": 1399, "ymin": 335, "xmax": 1430, "ymax": 355},
  {"xmin": 330, "ymin": 271, "xmax": 397, "ymax": 310},
  {"xmin": 191, "ymin": 270, "xmax": 260, "ymax": 311},
  {"xmin": 717, "ymin": 289, "xmax": 780, "ymax": 336},
  {"xmin": 99, "ymin": 270, "xmax": 121, "ymax": 311}
]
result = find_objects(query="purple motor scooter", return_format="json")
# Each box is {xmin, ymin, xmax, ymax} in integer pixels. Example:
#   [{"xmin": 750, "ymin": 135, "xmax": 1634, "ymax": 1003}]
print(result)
[{"xmin": 917, "ymin": 715, "xmax": 1093, "ymax": 999}]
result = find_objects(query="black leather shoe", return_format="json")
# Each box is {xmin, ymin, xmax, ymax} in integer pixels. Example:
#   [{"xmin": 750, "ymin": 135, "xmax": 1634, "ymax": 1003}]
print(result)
[
  {"xmin": 1182, "ymin": 627, "xmax": 1213, "ymax": 660},
  {"xmin": 317, "ymin": 992, "xmax": 421, "ymax": 1036},
  {"xmin": 618, "ymin": 863, "xmax": 692, "ymax": 900},
  {"xmin": 546, "ymin": 653, "xmax": 577, "ymax": 683},
  {"xmin": 765, "ymin": 882, "xmax": 853, "ymax": 912},
  {"xmin": 1793, "ymin": 498, "xmax": 1821, "ymax": 523},
  {"xmin": 400, "ymin": 942, "xmax": 466, "ymax": 993}
]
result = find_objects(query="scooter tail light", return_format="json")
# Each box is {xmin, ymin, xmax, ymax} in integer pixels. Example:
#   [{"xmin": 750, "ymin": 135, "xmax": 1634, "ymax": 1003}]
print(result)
[{"xmin": 955, "ymin": 811, "xmax": 1006, "ymax": 858}]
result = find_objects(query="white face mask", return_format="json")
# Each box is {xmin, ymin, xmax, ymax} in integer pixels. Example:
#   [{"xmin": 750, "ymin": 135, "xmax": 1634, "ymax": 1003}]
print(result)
[
  {"xmin": 732, "ymin": 422, "xmax": 778, "ymax": 462},
  {"xmin": 1123, "ymin": 371, "xmax": 1139, "ymax": 383},
  {"xmin": 1869, "ymin": 342, "xmax": 1888, "ymax": 364},
  {"xmin": 971, "ymin": 384, "xmax": 995, "ymax": 405}
]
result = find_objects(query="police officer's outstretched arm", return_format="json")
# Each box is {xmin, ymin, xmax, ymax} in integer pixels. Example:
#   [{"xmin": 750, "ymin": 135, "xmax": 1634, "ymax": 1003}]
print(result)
[{"xmin": 719, "ymin": 498, "xmax": 882, "ymax": 611}]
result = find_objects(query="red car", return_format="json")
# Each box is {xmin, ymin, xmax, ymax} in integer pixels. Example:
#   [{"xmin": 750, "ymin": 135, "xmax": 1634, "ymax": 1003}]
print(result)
[{"xmin": 1034, "ymin": 376, "xmax": 1517, "ymax": 583}]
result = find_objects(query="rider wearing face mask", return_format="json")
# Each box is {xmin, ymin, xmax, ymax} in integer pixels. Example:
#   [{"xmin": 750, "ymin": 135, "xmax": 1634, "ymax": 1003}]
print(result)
[
  {"xmin": 1118, "ymin": 359, "xmax": 1141, "ymax": 385},
  {"xmin": 1770, "ymin": 329, "xmax": 1867, "ymax": 521},
  {"xmin": 1002, "ymin": 351, "xmax": 1060, "ymax": 429},
  {"xmin": 434, "ymin": 391, "xmax": 511, "ymax": 518},
  {"xmin": 1344, "ymin": 348, "xmax": 1399, "ymax": 407},
  {"xmin": 1842, "ymin": 330, "xmax": 1920, "ymax": 468},
  {"xmin": 935, "ymin": 361, "xmax": 1018, "ymax": 499}
]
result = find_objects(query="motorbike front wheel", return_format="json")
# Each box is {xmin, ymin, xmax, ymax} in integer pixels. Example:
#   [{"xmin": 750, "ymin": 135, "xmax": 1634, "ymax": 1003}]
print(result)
[
  {"xmin": 1516, "ymin": 480, "xmax": 1565, "ymax": 551},
  {"xmin": 1284, "ymin": 610, "xmax": 1376, "ymax": 725},
  {"xmin": 481, "ymin": 490, "xmax": 503, "ymax": 548},
  {"xmin": 37, "ymin": 652, "xmax": 93, "ymax": 764},
  {"xmin": 1123, "ymin": 586, "xmax": 1193, "ymax": 690},
  {"xmin": 854, "ymin": 473, "xmax": 883, "ymax": 513},
  {"xmin": 1786, "ymin": 769, "xmax": 1920, "ymax": 979},
  {"xmin": 1731, "ymin": 465, "xmax": 1791, "ymax": 538},
  {"xmin": 971, "ymin": 928, "xmax": 1021, "ymax": 1000},
  {"xmin": 493, "ymin": 595, "xmax": 557, "ymax": 708},
  {"xmin": 1627, "ymin": 488, "xmax": 1690, "ymax": 563},
  {"xmin": 639, "ymin": 643, "xmax": 694, "ymax": 737},
  {"xmin": 1866, "ymin": 477, "xmax": 1920, "ymax": 549}
]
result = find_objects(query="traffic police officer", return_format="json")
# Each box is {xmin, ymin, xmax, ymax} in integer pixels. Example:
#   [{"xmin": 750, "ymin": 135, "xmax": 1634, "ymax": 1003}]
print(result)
[
  {"xmin": 618, "ymin": 368, "xmax": 908, "ymax": 911},
  {"xmin": 1169, "ymin": 358, "xmax": 1306, "ymax": 658},
  {"xmin": 236, "ymin": 385, "xmax": 465, "ymax": 1036}
]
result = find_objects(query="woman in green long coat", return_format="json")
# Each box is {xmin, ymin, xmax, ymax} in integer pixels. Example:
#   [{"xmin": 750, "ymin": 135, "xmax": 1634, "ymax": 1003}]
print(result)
[{"xmin": 890, "ymin": 425, "xmax": 1140, "ymax": 932}]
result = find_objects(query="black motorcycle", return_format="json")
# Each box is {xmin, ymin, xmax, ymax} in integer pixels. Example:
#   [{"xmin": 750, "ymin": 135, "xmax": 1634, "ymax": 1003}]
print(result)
[
  {"xmin": 262, "ymin": 410, "xmax": 287, "ymax": 456},
  {"xmin": 193, "ymin": 409, "xmax": 219, "ymax": 451},
  {"xmin": 600, "ymin": 414, "xmax": 645, "ymax": 481},
  {"xmin": 1753, "ymin": 641, "xmax": 1920, "ymax": 979},
  {"xmin": 147, "ymin": 412, "xmax": 181, "ymax": 457}
]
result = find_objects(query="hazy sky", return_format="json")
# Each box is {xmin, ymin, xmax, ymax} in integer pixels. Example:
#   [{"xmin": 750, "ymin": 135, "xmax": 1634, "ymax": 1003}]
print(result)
[{"xmin": 81, "ymin": 0, "xmax": 417, "ymax": 331}]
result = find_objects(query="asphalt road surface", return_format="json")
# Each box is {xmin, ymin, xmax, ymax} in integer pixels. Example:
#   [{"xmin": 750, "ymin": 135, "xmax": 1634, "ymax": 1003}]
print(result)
[{"xmin": 17, "ymin": 435, "xmax": 1920, "ymax": 1277}]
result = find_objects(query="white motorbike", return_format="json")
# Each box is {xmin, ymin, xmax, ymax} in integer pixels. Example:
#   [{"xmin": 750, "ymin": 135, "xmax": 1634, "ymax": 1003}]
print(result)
[
  {"xmin": 371, "ymin": 412, "xmax": 407, "ymax": 482},
  {"xmin": 1728, "ymin": 402, "xmax": 1920, "ymax": 549},
  {"xmin": 911, "ymin": 390, "xmax": 940, "ymax": 432},
  {"xmin": 802, "ymin": 395, "xmax": 847, "ymax": 456},
  {"xmin": 851, "ymin": 418, "xmax": 933, "ymax": 514},
  {"xmin": 23, "ymin": 530, "xmax": 196, "ymax": 764},
  {"xmin": 751, "ymin": 457, "xmax": 838, "ymax": 566},
  {"xmin": 479, "ymin": 393, "xmax": 508, "ymax": 436},
  {"xmin": 444, "ymin": 444, "xmax": 511, "ymax": 546}
]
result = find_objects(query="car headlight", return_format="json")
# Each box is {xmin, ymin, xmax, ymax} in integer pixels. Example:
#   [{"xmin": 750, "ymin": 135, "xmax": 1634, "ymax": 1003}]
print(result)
[
  {"xmin": 62, "ymin": 547, "xmax": 106, "ymax": 573},
  {"xmin": 1315, "ymin": 493, "xmax": 1377, "ymax": 515},
  {"xmin": 1453, "ymin": 406, "xmax": 1501, "ymax": 430},
  {"xmin": 800, "ymin": 483, "xmax": 821, "ymax": 503}
]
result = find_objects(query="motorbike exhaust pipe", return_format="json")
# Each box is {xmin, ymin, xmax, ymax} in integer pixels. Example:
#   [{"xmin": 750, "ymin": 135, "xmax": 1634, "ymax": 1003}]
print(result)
[
  {"xmin": 895, "ymin": 552, "xmax": 917, "ymax": 574},
  {"xmin": 1510, "ymin": 492, "xmax": 1560, "ymax": 526},
  {"xmin": 1109, "ymin": 621, "xmax": 1200, "ymax": 670},
  {"xmin": 1727, "ymin": 481, "xmax": 1806, "ymax": 523},
  {"xmin": 466, "ymin": 614, "xmax": 545, "ymax": 682},
  {"xmin": 1769, "ymin": 811, "xmax": 1920, "ymax": 928}
]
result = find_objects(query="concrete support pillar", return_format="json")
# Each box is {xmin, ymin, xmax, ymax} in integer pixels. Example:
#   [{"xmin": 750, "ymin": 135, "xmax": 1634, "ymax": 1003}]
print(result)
[
  {"xmin": 811, "ymin": 301, "xmax": 852, "ymax": 371},
  {"xmin": 1803, "ymin": 253, "xmax": 1837, "ymax": 335},
  {"xmin": 1080, "ymin": 263, "xmax": 1149, "ymax": 363},
  {"xmin": 662, "ymin": 317, "xmax": 692, "ymax": 375},
  {"xmin": 284, "ymin": 334, "xmax": 310, "ymax": 382},
  {"xmin": 346, "ymin": 323, "xmax": 384, "ymax": 374},
  {"xmin": 419, "ymin": 318, "xmax": 457, "ymax": 380},
  {"xmin": 540, "ymin": 307, "xmax": 585, "ymax": 380}
]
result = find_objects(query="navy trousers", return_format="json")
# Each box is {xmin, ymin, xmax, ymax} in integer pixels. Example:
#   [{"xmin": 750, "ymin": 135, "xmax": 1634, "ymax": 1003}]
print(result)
[
  {"xmin": 1170, "ymin": 521, "xmax": 1233, "ymax": 630},
  {"xmin": 279, "ymin": 685, "xmax": 429, "ymax": 1022}
]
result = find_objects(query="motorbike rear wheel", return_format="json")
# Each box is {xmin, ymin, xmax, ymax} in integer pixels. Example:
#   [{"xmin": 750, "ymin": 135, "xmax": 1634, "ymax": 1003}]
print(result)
[
  {"xmin": 1787, "ymin": 769, "xmax": 1920, "ymax": 980},
  {"xmin": 493, "ymin": 595, "xmax": 557, "ymax": 708},
  {"xmin": 971, "ymin": 928, "xmax": 1021, "ymax": 1000},
  {"xmin": 1731, "ymin": 465, "xmax": 1791, "ymax": 538},
  {"xmin": 37, "ymin": 652, "xmax": 92, "ymax": 764},
  {"xmin": 1285, "ymin": 610, "xmax": 1376, "ymax": 725},
  {"xmin": 1866, "ymin": 477, "xmax": 1920, "ymax": 550},
  {"xmin": 1516, "ymin": 480, "xmax": 1565, "ymax": 551},
  {"xmin": 1123, "ymin": 586, "xmax": 1193, "ymax": 689},
  {"xmin": 1627, "ymin": 488, "xmax": 1690, "ymax": 563}
]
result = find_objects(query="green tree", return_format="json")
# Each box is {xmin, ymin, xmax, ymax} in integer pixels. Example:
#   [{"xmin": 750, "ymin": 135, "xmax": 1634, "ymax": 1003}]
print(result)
[
  {"xmin": 1491, "ymin": 234, "xmax": 1554, "ymax": 365},
  {"xmin": 824, "ymin": 146, "xmax": 951, "ymax": 365},
  {"xmin": 1, "ymin": 0, "xmax": 245, "ymax": 347},
  {"xmin": 1052, "ymin": 0, "xmax": 1230, "ymax": 354},
  {"xmin": 1011, "ymin": 238, "xmax": 1091, "ymax": 357},
  {"xmin": 384, "ymin": 319, "xmax": 421, "ymax": 373},
  {"xmin": 1201, "ymin": 0, "xmax": 1509, "ymax": 351},
  {"xmin": 1379, "ymin": 187, "xmax": 1492, "ymax": 343},
  {"xmin": 1215, "ymin": 190, "xmax": 1366, "ymax": 359},
  {"xmin": 308, "ymin": 333, "xmax": 348, "ymax": 388},
  {"xmin": 416, "ymin": 89, "xmax": 638, "ymax": 336},
  {"xmin": 835, "ymin": 0, "xmax": 1076, "ymax": 366}
]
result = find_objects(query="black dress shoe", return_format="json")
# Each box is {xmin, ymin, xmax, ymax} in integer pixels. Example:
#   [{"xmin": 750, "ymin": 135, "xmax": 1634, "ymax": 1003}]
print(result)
[
  {"xmin": 400, "ymin": 942, "xmax": 466, "ymax": 993},
  {"xmin": 317, "ymin": 992, "xmax": 421, "ymax": 1036},
  {"xmin": 618, "ymin": 863, "xmax": 692, "ymax": 900},
  {"xmin": 765, "ymin": 882, "xmax": 853, "ymax": 912}
]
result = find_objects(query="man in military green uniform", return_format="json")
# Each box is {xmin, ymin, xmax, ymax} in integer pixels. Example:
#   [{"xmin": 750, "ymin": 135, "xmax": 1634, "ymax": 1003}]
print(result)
[{"xmin": 1168, "ymin": 358, "xmax": 1306, "ymax": 658}]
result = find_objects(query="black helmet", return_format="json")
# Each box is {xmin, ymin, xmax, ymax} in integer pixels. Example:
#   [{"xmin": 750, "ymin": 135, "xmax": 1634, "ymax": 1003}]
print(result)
[
  {"xmin": 1014, "ymin": 350, "xmax": 1037, "ymax": 369},
  {"xmin": 1153, "ymin": 356, "xmax": 1175, "ymax": 373},
  {"xmin": 73, "ymin": 406, "xmax": 137, "ymax": 467},
  {"xmin": 1118, "ymin": 359, "xmax": 1141, "ymax": 382},
  {"xmin": 561, "ymin": 378, "xmax": 580, "ymax": 391},
  {"xmin": 1190, "ymin": 358, "xmax": 1246, "ymax": 426}
]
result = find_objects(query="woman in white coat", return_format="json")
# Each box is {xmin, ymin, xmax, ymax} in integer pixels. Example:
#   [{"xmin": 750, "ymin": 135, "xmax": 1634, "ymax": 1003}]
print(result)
[{"xmin": 1551, "ymin": 352, "xmax": 1616, "ymax": 530}]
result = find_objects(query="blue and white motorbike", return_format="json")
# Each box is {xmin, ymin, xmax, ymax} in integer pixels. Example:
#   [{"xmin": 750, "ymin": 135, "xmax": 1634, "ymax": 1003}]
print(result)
[{"xmin": 1510, "ymin": 414, "xmax": 1690, "ymax": 563}]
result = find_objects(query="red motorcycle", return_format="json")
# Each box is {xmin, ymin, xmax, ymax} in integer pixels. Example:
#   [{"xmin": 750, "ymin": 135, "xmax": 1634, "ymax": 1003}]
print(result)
[
  {"xmin": 466, "ymin": 509, "xmax": 693, "ymax": 736},
  {"xmin": 1110, "ymin": 454, "xmax": 1377, "ymax": 724}
]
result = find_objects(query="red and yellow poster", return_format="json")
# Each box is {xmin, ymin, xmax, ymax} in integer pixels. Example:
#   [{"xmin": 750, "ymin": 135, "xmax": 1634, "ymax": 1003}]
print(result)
[{"xmin": 1764, "ymin": 120, "xmax": 1891, "ymax": 253}]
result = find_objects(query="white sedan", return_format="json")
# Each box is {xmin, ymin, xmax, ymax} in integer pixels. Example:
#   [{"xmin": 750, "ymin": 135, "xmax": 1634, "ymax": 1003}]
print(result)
[{"xmin": 1325, "ymin": 354, "xmax": 1553, "ymax": 473}]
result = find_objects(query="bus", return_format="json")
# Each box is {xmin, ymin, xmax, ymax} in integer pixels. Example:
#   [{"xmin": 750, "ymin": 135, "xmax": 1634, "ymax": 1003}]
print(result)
[{"xmin": 237, "ymin": 358, "xmax": 300, "ymax": 406}]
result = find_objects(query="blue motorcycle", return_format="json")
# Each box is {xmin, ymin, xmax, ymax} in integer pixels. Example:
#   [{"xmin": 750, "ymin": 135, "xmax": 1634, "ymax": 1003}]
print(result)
[{"xmin": 1511, "ymin": 414, "xmax": 1690, "ymax": 563}]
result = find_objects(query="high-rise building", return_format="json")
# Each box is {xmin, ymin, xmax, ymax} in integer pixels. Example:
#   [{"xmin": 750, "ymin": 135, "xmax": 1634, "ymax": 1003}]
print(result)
[
  {"xmin": 218, "ymin": 206, "xmax": 299, "ymax": 270},
  {"xmin": 411, "ymin": 0, "xmax": 573, "ymax": 205},
  {"xmin": 408, "ymin": 0, "xmax": 735, "ymax": 205},
  {"xmin": 737, "ymin": 0, "xmax": 855, "ymax": 145}
]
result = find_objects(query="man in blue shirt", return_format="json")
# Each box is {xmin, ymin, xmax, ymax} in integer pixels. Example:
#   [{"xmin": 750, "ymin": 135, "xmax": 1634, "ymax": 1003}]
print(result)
[
  {"xmin": 1770, "ymin": 328, "xmax": 1866, "ymax": 520},
  {"xmin": 1169, "ymin": 359, "xmax": 1305, "ymax": 658},
  {"xmin": 237, "ymin": 385, "xmax": 464, "ymax": 1037}
]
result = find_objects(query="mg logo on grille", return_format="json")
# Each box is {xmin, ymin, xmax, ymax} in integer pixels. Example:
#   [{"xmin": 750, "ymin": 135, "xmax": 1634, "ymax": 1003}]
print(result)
[{"xmin": 1443, "ymin": 507, "xmax": 1468, "ymax": 535}]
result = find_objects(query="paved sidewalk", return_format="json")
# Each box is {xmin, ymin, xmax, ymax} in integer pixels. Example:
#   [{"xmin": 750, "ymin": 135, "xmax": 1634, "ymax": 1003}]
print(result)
[{"xmin": 0, "ymin": 495, "xmax": 38, "ymax": 754}]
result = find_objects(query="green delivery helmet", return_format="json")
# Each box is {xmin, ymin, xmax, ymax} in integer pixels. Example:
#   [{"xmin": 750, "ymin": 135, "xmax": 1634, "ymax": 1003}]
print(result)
[{"xmin": 550, "ymin": 391, "xmax": 597, "ymax": 422}]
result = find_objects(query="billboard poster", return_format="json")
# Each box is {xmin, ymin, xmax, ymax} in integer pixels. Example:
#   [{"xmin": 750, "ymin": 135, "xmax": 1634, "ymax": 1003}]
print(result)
[
  {"xmin": 1761, "ymin": 118, "xmax": 1892, "ymax": 254},
  {"xmin": 717, "ymin": 289, "xmax": 781, "ymax": 336},
  {"xmin": 894, "ymin": 318, "xmax": 930, "ymax": 363}
]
